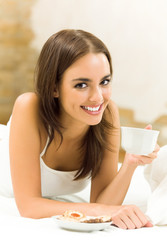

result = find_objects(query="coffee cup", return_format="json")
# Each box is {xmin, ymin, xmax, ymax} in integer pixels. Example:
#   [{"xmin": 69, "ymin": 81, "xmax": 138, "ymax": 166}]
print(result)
[{"xmin": 121, "ymin": 126, "xmax": 159, "ymax": 155}]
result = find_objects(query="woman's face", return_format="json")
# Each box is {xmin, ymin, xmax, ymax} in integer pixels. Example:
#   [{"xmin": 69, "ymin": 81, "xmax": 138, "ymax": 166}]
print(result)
[{"xmin": 55, "ymin": 53, "xmax": 112, "ymax": 128}]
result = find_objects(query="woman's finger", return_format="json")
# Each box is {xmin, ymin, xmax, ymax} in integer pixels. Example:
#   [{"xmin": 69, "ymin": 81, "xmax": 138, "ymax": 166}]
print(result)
[
  {"xmin": 133, "ymin": 206, "xmax": 152, "ymax": 227},
  {"xmin": 118, "ymin": 214, "xmax": 137, "ymax": 229},
  {"xmin": 112, "ymin": 215, "xmax": 128, "ymax": 229},
  {"xmin": 144, "ymin": 124, "xmax": 152, "ymax": 130}
]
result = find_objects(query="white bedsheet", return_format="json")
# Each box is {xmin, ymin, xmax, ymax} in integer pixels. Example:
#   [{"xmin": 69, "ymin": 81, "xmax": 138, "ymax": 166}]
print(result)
[
  {"xmin": 0, "ymin": 201, "xmax": 166, "ymax": 240},
  {"xmin": 0, "ymin": 165, "xmax": 167, "ymax": 240}
]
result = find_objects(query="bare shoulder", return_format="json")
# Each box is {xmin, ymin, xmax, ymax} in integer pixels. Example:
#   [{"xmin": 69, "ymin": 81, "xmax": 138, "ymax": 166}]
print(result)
[
  {"xmin": 12, "ymin": 92, "xmax": 40, "ymax": 121},
  {"xmin": 105, "ymin": 99, "xmax": 120, "ymax": 128},
  {"xmin": 13, "ymin": 92, "xmax": 39, "ymax": 111},
  {"xmin": 11, "ymin": 92, "xmax": 42, "ymax": 134}
]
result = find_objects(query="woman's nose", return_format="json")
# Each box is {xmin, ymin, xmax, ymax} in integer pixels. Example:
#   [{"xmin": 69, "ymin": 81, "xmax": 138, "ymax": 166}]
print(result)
[{"xmin": 88, "ymin": 87, "xmax": 103, "ymax": 102}]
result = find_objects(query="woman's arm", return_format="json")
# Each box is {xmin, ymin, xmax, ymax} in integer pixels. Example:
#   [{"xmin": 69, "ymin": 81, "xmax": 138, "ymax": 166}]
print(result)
[
  {"xmin": 90, "ymin": 100, "xmax": 159, "ymax": 205},
  {"xmin": 93, "ymin": 143, "xmax": 159, "ymax": 206}
]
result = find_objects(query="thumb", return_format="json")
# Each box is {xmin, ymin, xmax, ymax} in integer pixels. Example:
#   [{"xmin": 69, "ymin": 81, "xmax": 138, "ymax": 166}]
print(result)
[{"xmin": 145, "ymin": 124, "xmax": 152, "ymax": 130}]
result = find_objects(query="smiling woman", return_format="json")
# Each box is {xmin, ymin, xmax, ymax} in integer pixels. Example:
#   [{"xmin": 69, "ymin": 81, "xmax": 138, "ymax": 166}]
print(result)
[
  {"xmin": 56, "ymin": 53, "xmax": 112, "ymax": 128},
  {"xmin": 0, "ymin": 29, "xmax": 159, "ymax": 229},
  {"xmin": 34, "ymin": 31, "xmax": 114, "ymax": 181}
]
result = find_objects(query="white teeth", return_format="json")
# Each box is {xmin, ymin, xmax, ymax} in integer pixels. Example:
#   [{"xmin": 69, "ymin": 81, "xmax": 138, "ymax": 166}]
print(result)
[{"xmin": 82, "ymin": 105, "xmax": 100, "ymax": 112}]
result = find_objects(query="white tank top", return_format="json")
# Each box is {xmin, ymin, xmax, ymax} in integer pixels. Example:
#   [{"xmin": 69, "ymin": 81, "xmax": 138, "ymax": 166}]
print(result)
[{"xmin": 40, "ymin": 137, "xmax": 90, "ymax": 198}]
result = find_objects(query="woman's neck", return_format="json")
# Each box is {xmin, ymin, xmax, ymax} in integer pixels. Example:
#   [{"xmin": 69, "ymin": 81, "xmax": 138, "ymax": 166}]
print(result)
[
  {"xmin": 61, "ymin": 123, "xmax": 89, "ymax": 143},
  {"xmin": 57, "ymin": 113, "xmax": 90, "ymax": 142}
]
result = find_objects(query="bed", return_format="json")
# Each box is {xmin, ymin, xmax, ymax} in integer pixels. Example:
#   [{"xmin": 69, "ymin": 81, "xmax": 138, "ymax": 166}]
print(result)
[
  {"xmin": 0, "ymin": 165, "xmax": 166, "ymax": 240},
  {"xmin": 0, "ymin": 123, "xmax": 167, "ymax": 239}
]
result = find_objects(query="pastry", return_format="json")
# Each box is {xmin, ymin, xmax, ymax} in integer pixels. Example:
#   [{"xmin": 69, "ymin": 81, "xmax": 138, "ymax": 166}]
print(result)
[{"xmin": 57, "ymin": 210, "xmax": 112, "ymax": 223}]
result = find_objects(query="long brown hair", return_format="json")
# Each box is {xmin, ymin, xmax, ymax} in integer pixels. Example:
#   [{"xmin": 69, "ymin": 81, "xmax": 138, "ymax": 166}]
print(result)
[{"xmin": 35, "ymin": 29, "xmax": 113, "ymax": 180}]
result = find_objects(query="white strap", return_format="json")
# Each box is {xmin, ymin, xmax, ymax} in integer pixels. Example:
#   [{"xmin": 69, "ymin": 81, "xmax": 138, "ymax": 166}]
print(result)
[{"xmin": 40, "ymin": 137, "xmax": 50, "ymax": 157}]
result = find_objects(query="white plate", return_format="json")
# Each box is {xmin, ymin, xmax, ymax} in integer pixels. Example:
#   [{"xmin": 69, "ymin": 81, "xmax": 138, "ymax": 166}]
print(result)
[{"xmin": 52, "ymin": 215, "xmax": 112, "ymax": 232}]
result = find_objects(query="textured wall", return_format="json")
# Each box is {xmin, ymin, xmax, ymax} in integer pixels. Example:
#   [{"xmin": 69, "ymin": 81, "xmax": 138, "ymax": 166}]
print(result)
[{"xmin": 0, "ymin": 0, "xmax": 38, "ymax": 124}]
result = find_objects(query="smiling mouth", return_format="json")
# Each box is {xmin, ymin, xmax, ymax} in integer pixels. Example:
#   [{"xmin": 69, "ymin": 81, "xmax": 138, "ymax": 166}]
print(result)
[{"xmin": 81, "ymin": 104, "xmax": 103, "ymax": 113}]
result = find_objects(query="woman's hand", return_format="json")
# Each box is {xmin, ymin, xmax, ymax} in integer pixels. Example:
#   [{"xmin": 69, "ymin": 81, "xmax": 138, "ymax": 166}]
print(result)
[
  {"xmin": 123, "ymin": 125, "xmax": 160, "ymax": 167},
  {"xmin": 111, "ymin": 205, "xmax": 153, "ymax": 229}
]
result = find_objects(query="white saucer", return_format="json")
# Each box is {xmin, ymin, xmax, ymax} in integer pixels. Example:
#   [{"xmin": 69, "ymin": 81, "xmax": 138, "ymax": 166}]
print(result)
[{"xmin": 52, "ymin": 215, "xmax": 112, "ymax": 232}]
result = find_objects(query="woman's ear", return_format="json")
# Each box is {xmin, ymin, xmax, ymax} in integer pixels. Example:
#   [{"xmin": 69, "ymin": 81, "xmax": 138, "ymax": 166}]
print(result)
[{"xmin": 53, "ymin": 86, "xmax": 59, "ymax": 98}]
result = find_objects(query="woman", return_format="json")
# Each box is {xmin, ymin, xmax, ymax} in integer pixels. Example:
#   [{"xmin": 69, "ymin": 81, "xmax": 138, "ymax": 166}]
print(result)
[{"xmin": 9, "ymin": 29, "xmax": 159, "ymax": 229}]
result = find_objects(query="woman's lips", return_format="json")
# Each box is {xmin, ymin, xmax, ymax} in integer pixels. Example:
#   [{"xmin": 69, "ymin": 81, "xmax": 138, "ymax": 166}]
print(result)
[{"xmin": 81, "ymin": 103, "xmax": 103, "ymax": 115}]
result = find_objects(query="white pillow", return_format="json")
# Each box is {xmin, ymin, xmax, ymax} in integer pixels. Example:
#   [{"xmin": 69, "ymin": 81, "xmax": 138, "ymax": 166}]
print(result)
[
  {"xmin": 144, "ymin": 145, "xmax": 167, "ymax": 225},
  {"xmin": 0, "ymin": 123, "xmax": 14, "ymax": 197}
]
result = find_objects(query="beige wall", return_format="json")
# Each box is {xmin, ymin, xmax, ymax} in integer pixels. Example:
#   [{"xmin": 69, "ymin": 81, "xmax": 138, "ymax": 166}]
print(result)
[
  {"xmin": 0, "ymin": 0, "xmax": 38, "ymax": 123},
  {"xmin": 0, "ymin": 0, "xmax": 166, "ymax": 147}
]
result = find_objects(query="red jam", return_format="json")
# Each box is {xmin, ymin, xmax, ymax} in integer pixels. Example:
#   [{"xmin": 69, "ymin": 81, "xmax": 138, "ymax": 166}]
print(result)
[{"xmin": 70, "ymin": 213, "xmax": 81, "ymax": 218}]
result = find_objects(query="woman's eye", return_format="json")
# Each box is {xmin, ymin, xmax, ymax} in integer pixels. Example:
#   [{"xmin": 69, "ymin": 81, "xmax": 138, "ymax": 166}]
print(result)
[
  {"xmin": 74, "ymin": 83, "xmax": 87, "ymax": 89},
  {"xmin": 100, "ymin": 79, "xmax": 111, "ymax": 86}
]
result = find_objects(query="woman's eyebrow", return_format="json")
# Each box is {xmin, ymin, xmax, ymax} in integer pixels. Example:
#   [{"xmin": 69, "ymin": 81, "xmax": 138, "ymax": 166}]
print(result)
[
  {"xmin": 72, "ymin": 78, "xmax": 91, "ymax": 82},
  {"xmin": 72, "ymin": 74, "xmax": 111, "ymax": 82},
  {"xmin": 101, "ymin": 74, "xmax": 112, "ymax": 80}
]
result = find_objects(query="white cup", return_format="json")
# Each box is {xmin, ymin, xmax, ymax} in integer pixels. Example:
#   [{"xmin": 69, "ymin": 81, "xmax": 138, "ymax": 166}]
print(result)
[{"xmin": 121, "ymin": 126, "xmax": 159, "ymax": 155}]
